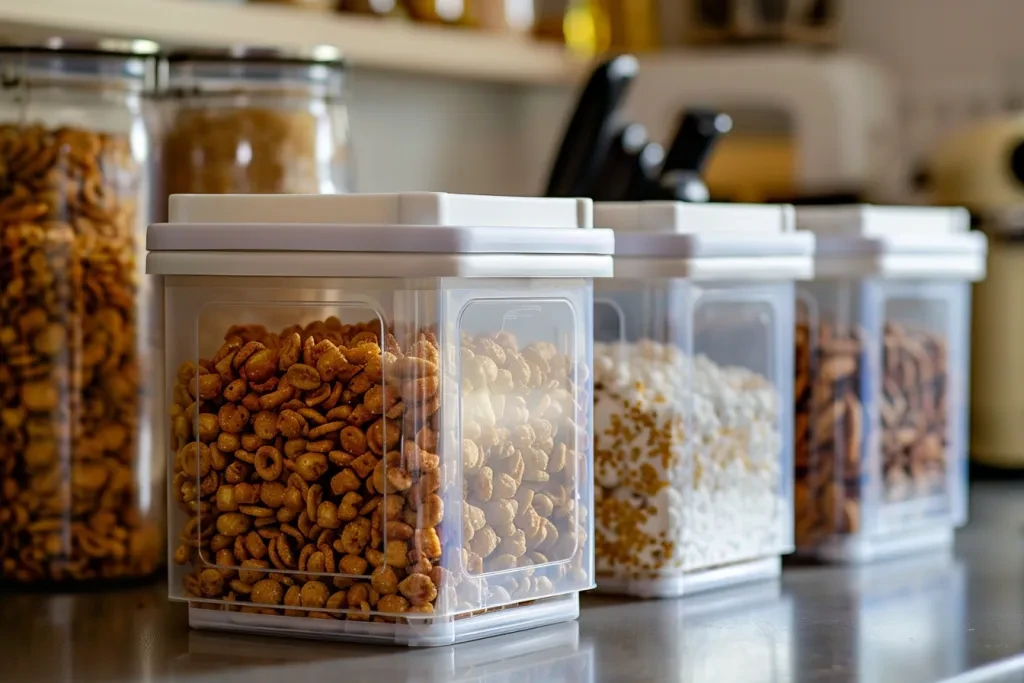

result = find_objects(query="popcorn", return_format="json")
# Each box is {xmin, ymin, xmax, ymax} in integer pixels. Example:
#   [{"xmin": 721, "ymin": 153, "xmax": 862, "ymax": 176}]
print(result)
[{"xmin": 593, "ymin": 340, "xmax": 785, "ymax": 580}]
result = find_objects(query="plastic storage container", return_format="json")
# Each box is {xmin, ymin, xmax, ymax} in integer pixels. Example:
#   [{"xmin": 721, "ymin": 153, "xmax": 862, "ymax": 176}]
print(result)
[
  {"xmin": 793, "ymin": 206, "xmax": 987, "ymax": 563},
  {"xmin": 152, "ymin": 192, "xmax": 610, "ymax": 646},
  {"xmin": 0, "ymin": 41, "xmax": 164, "ymax": 585},
  {"xmin": 590, "ymin": 202, "xmax": 812, "ymax": 598},
  {"xmin": 161, "ymin": 48, "xmax": 350, "ymax": 202}
]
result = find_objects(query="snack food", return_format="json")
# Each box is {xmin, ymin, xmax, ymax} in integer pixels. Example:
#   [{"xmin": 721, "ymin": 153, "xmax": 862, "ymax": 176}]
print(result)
[
  {"xmin": 881, "ymin": 323, "xmax": 949, "ymax": 502},
  {"xmin": 793, "ymin": 321, "xmax": 864, "ymax": 546},
  {"xmin": 794, "ymin": 319, "xmax": 950, "ymax": 547},
  {"xmin": 171, "ymin": 317, "xmax": 587, "ymax": 619},
  {"xmin": 163, "ymin": 107, "xmax": 325, "ymax": 196},
  {"xmin": 593, "ymin": 340, "xmax": 784, "ymax": 580},
  {"xmin": 0, "ymin": 123, "xmax": 160, "ymax": 583}
]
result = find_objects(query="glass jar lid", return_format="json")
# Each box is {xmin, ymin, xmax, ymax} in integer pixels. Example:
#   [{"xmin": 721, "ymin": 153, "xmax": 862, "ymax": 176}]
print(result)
[
  {"xmin": 165, "ymin": 46, "xmax": 346, "ymax": 98},
  {"xmin": 0, "ymin": 38, "xmax": 160, "ymax": 91}
]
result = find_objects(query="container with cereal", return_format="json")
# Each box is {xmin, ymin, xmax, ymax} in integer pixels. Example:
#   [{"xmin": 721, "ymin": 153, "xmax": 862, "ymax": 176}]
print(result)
[
  {"xmin": 0, "ymin": 42, "xmax": 164, "ymax": 585},
  {"xmin": 152, "ymin": 192, "xmax": 610, "ymax": 645},
  {"xmin": 793, "ymin": 206, "xmax": 986, "ymax": 563},
  {"xmin": 590, "ymin": 202, "xmax": 812, "ymax": 598}
]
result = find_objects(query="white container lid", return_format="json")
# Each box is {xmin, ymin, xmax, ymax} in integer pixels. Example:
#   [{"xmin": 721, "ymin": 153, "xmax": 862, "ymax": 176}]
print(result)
[
  {"xmin": 594, "ymin": 201, "xmax": 814, "ymax": 281},
  {"xmin": 797, "ymin": 205, "xmax": 988, "ymax": 280},
  {"xmin": 147, "ymin": 193, "xmax": 614, "ymax": 278}
]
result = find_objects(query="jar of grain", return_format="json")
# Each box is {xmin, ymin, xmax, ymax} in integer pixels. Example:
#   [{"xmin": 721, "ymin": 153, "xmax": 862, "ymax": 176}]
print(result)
[
  {"xmin": 161, "ymin": 48, "xmax": 350, "ymax": 203},
  {"xmin": 0, "ymin": 40, "xmax": 164, "ymax": 585}
]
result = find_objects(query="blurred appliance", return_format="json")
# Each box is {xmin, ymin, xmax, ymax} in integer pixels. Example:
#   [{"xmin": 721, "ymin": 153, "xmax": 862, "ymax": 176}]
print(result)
[
  {"xmin": 931, "ymin": 116, "xmax": 1024, "ymax": 213},
  {"xmin": 931, "ymin": 117, "xmax": 1024, "ymax": 468},
  {"xmin": 621, "ymin": 51, "xmax": 900, "ymax": 203}
]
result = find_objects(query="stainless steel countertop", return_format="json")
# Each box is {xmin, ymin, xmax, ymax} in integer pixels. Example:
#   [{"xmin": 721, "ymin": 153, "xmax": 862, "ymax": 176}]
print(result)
[{"xmin": 5, "ymin": 481, "xmax": 1024, "ymax": 683}]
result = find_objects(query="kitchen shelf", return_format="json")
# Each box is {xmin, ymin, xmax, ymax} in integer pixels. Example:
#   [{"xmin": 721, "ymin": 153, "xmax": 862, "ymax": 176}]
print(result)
[{"xmin": 0, "ymin": 0, "xmax": 587, "ymax": 85}]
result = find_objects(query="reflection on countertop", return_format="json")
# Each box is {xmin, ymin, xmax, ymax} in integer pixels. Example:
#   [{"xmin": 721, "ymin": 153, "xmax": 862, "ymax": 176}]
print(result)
[{"xmin": 4, "ymin": 481, "xmax": 1024, "ymax": 683}]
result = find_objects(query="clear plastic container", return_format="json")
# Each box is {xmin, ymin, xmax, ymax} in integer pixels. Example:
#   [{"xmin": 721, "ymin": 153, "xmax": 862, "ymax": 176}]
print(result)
[
  {"xmin": 161, "ymin": 48, "xmax": 350, "ymax": 204},
  {"xmin": 150, "ymin": 192, "xmax": 611, "ymax": 645},
  {"xmin": 794, "ymin": 206, "xmax": 987, "ymax": 563},
  {"xmin": 0, "ymin": 41, "xmax": 164, "ymax": 585},
  {"xmin": 590, "ymin": 202, "xmax": 813, "ymax": 598}
]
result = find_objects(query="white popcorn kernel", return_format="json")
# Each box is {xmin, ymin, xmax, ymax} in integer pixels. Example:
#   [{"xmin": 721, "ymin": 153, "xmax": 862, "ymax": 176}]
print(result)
[{"xmin": 593, "ymin": 340, "xmax": 787, "ymax": 583}]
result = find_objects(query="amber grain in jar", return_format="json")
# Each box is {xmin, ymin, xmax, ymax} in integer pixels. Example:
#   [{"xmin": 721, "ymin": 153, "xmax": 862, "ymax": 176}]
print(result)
[
  {"xmin": 0, "ymin": 42, "xmax": 163, "ymax": 585},
  {"xmin": 162, "ymin": 49, "xmax": 350, "ymax": 201}
]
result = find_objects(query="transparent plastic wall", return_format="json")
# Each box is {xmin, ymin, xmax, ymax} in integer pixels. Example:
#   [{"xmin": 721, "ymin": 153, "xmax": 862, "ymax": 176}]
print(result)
[
  {"xmin": 795, "ymin": 278, "xmax": 971, "ymax": 554},
  {"xmin": 165, "ymin": 275, "xmax": 593, "ymax": 645},
  {"xmin": 592, "ymin": 278, "xmax": 794, "ymax": 591}
]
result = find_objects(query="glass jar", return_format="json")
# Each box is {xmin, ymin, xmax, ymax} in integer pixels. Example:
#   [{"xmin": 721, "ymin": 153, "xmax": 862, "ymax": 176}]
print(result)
[
  {"xmin": 463, "ymin": 1, "xmax": 535, "ymax": 31},
  {"xmin": 0, "ymin": 41, "xmax": 164, "ymax": 584},
  {"xmin": 248, "ymin": 0, "xmax": 337, "ymax": 9},
  {"xmin": 161, "ymin": 48, "xmax": 350, "ymax": 201},
  {"xmin": 340, "ymin": 0, "xmax": 399, "ymax": 14},
  {"xmin": 402, "ymin": 0, "xmax": 466, "ymax": 23},
  {"xmin": 687, "ymin": 0, "xmax": 840, "ymax": 46}
]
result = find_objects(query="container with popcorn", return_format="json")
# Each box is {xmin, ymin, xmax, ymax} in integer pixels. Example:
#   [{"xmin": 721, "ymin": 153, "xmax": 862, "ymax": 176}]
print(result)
[
  {"xmin": 794, "ymin": 206, "xmax": 986, "ymax": 563},
  {"xmin": 150, "ymin": 192, "xmax": 612, "ymax": 645},
  {"xmin": 590, "ymin": 202, "xmax": 813, "ymax": 598}
]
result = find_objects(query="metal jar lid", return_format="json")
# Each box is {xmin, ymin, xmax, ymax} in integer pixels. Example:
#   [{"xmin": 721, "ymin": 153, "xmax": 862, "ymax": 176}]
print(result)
[
  {"xmin": 164, "ymin": 46, "xmax": 346, "ymax": 97},
  {"xmin": 0, "ymin": 38, "xmax": 160, "ymax": 90}
]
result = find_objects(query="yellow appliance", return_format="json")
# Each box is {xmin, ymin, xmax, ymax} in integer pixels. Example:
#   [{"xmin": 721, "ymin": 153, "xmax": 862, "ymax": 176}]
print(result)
[{"xmin": 931, "ymin": 116, "xmax": 1024, "ymax": 467}]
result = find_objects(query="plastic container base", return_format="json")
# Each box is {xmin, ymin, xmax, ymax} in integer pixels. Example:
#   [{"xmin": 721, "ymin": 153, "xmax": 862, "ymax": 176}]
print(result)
[
  {"xmin": 594, "ymin": 557, "xmax": 782, "ymax": 599},
  {"xmin": 807, "ymin": 527, "xmax": 955, "ymax": 564},
  {"xmin": 187, "ymin": 593, "xmax": 580, "ymax": 647}
]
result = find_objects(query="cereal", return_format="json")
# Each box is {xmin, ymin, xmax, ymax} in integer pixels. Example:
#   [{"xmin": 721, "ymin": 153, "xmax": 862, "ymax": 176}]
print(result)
[
  {"xmin": 163, "ymin": 107, "xmax": 330, "ymax": 196},
  {"xmin": 173, "ymin": 318, "xmax": 588, "ymax": 620},
  {"xmin": 0, "ymin": 123, "xmax": 160, "ymax": 583},
  {"xmin": 593, "ymin": 340, "xmax": 784, "ymax": 580}
]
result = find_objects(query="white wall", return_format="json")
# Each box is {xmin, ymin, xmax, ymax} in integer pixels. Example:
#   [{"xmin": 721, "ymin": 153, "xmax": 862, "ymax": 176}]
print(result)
[
  {"xmin": 349, "ymin": 1, "xmax": 1024, "ymax": 198},
  {"xmin": 349, "ymin": 68, "xmax": 570, "ymax": 195},
  {"xmin": 842, "ymin": 0, "xmax": 1024, "ymax": 172}
]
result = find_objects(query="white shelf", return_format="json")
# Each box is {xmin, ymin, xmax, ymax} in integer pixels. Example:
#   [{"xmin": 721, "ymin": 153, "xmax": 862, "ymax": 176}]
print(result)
[{"xmin": 0, "ymin": 0, "xmax": 587, "ymax": 85}]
